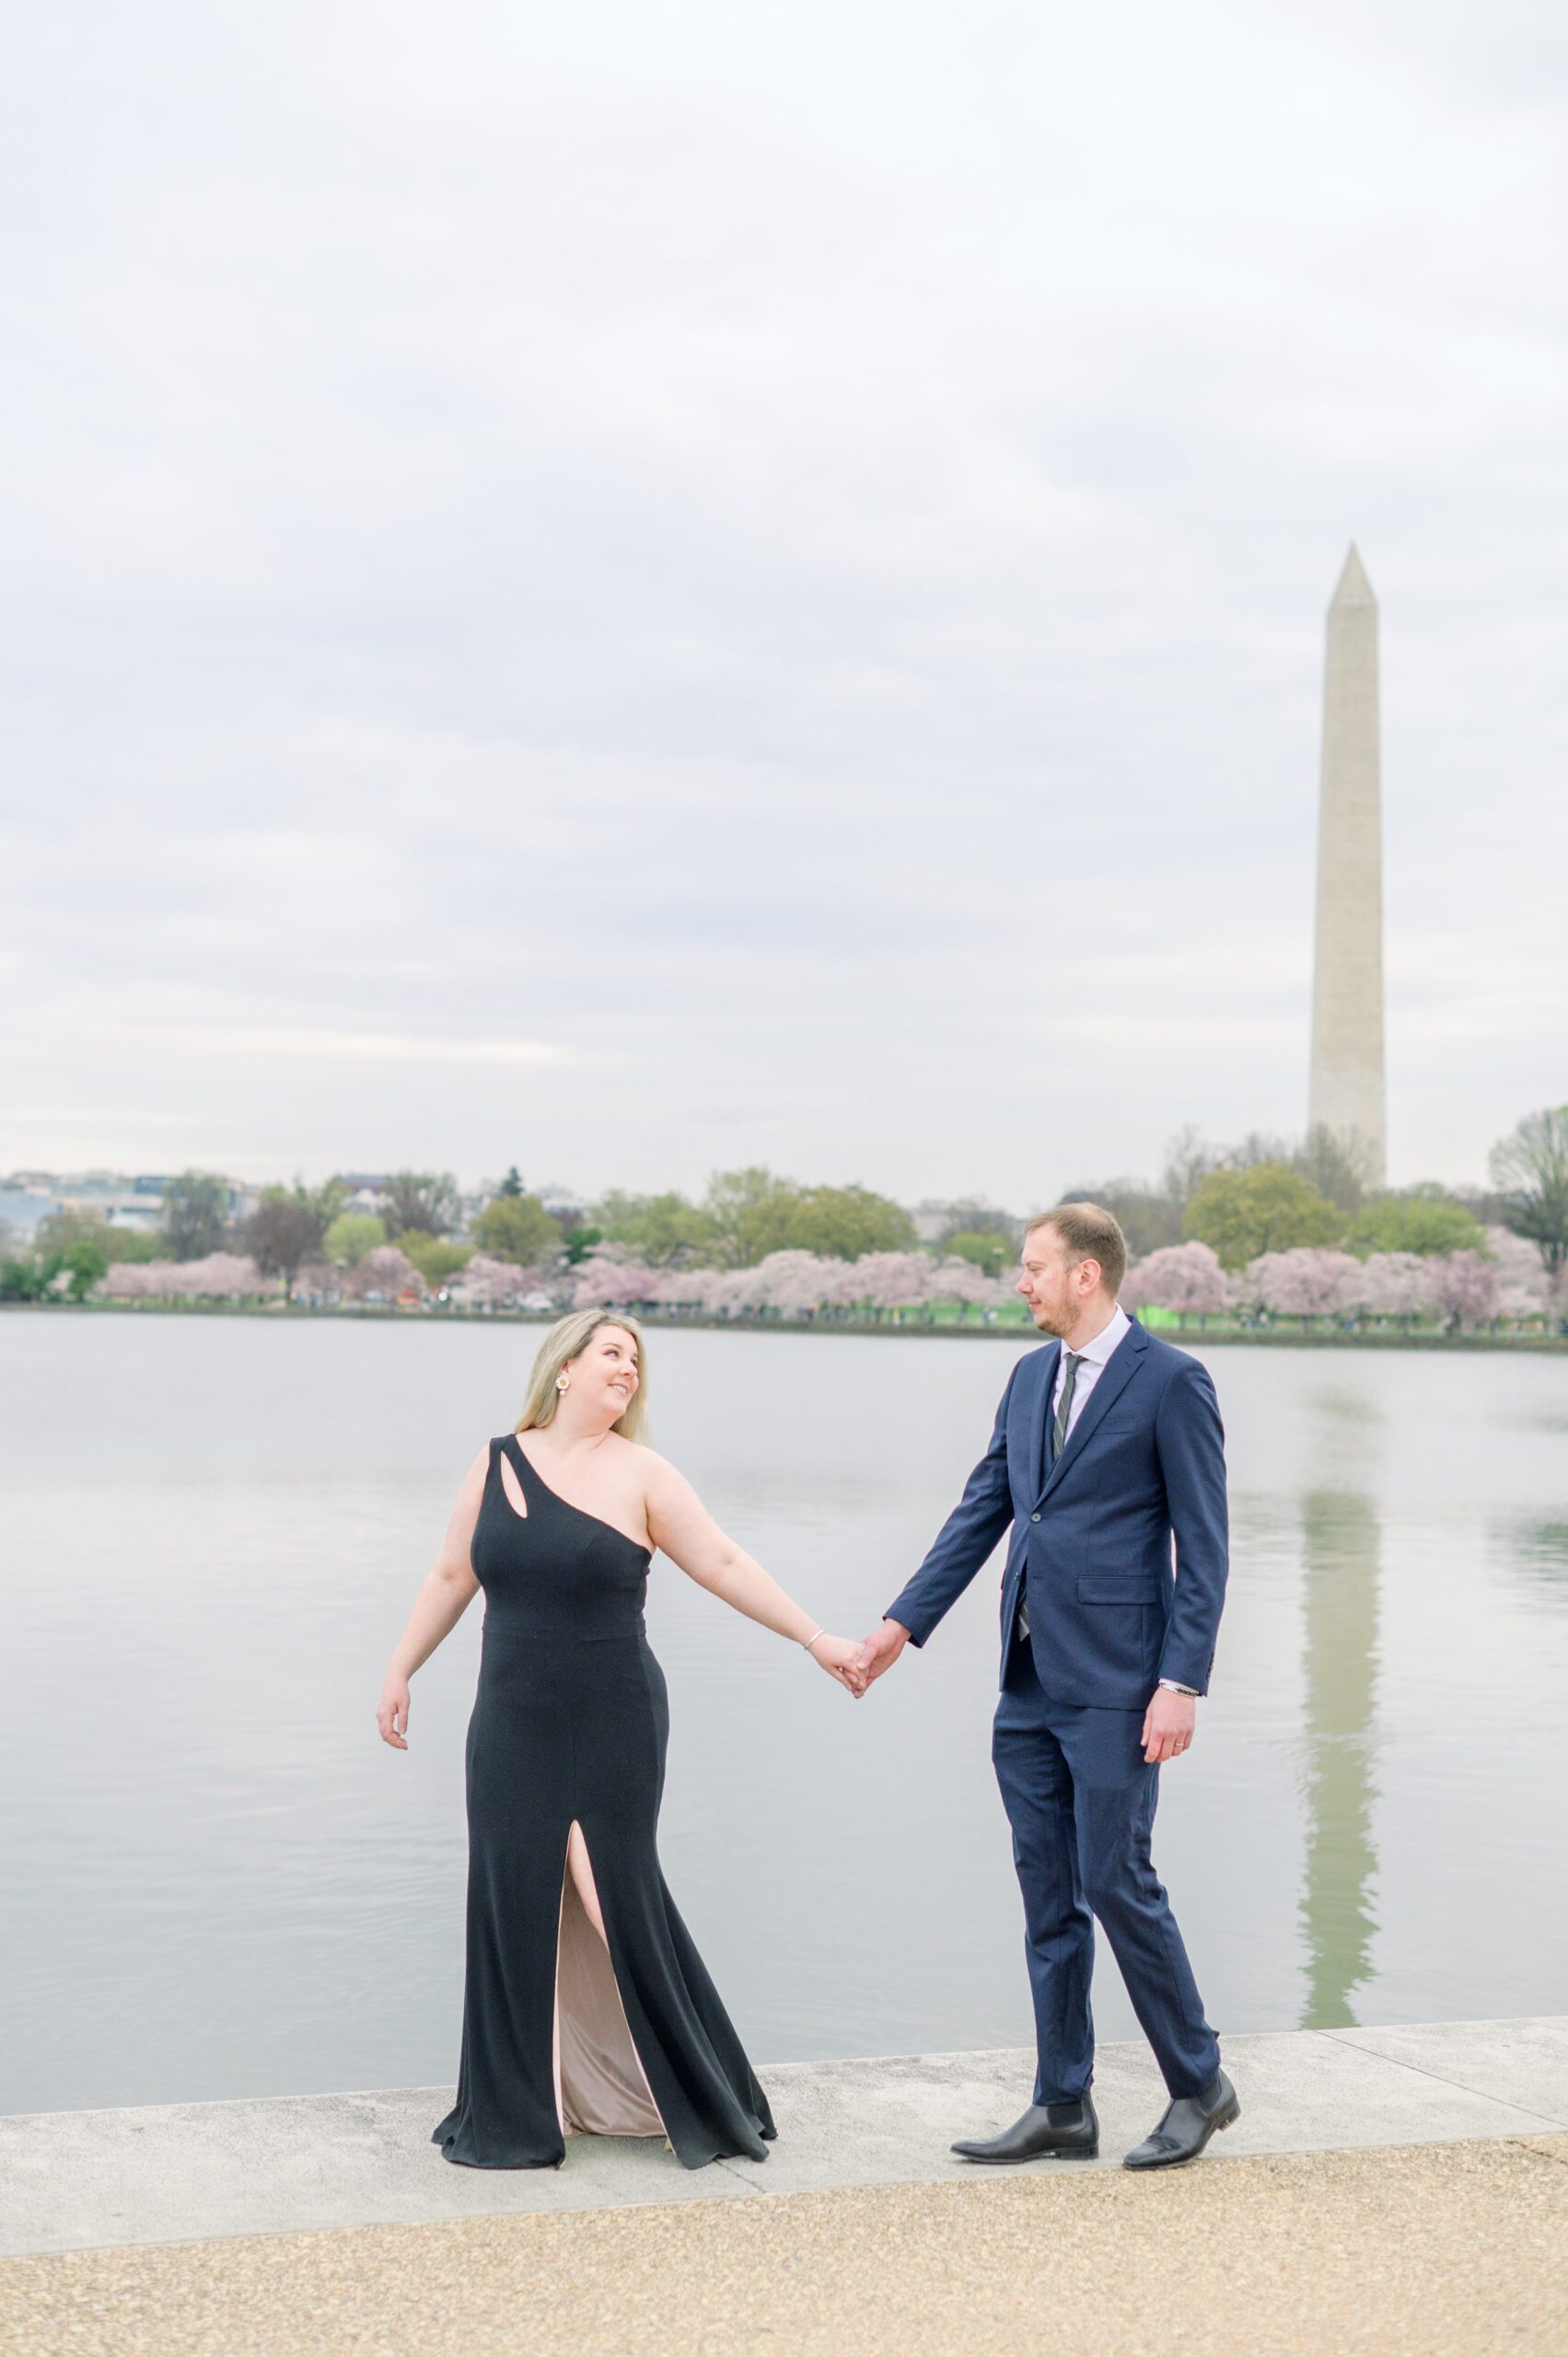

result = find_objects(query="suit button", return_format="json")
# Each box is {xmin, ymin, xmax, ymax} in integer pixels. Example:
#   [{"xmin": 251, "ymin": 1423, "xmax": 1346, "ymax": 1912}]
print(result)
[{"xmin": 1030, "ymin": 1512, "xmax": 1041, "ymax": 1523}]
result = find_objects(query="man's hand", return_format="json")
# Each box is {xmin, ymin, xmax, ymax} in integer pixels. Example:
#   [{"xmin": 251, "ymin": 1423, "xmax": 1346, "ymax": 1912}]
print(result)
[
  {"xmin": 856, "ymin": 1619, "xmax": 911, "ymax": 1690},
  {"xmin": 1141, "ymin": 1686, "xmax": 1195, "ymax": 1765}
]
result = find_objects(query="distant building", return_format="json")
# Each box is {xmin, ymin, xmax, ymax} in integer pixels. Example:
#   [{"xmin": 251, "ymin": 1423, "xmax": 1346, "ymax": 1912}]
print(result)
[
  {"xmin": 536, "ymin": 1184, "xmax": 590, "ymax": 1224},
  {"xmin": 0, "ymin": 1170, "xmax": 253, "ymax": 1237},
  {"xmin": 0, "ymin": 1189, "xmax": 62, "ymax": 1240}
]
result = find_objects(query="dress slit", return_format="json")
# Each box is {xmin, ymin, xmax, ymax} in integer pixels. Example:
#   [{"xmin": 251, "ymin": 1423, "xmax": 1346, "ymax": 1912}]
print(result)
[{"xmin": 556, "ymin": 1820, "xmax": 667, "ymax": 2141}]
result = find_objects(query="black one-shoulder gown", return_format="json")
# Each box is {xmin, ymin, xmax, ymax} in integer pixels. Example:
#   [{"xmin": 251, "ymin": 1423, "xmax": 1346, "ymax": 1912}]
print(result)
[{"xmin": 433, "ymin": 1435, "xmax": 774, "ymax": 2170}]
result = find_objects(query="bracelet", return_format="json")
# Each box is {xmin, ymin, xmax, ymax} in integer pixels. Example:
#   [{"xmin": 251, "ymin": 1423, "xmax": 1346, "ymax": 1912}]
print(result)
[{"xmin": 803, "ymin": 1627, "xmax": 826, "ymax": 1655}]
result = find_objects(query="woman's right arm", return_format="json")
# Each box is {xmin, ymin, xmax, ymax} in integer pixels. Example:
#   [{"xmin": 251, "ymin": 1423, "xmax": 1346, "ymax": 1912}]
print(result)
[{"xmin": 376, "ymin": 1446, "xmax": 488, "ymax": 1749}]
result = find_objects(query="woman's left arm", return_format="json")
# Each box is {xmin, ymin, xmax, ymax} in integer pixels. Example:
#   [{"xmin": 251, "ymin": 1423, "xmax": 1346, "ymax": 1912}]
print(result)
[{"xmin": 645, "ymin": 1456, "xmax": 865, "ymax": 1695}]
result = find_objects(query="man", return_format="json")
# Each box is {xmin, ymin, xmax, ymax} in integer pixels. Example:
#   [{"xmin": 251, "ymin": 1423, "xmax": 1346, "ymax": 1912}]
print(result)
[{"xmin": 857, "ymin": 1203, "xmax": 1237, "ymax": 2169}]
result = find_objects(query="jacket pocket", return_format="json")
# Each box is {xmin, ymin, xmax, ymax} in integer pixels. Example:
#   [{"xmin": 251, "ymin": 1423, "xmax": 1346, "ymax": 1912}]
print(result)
[{"xmin": 1076, "ymin": 1572, "xmax": 1162, "ymax": 1603}]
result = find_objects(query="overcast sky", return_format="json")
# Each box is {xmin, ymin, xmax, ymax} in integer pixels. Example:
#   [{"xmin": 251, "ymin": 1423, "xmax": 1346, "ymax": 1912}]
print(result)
[{"xmin": 4, "ymin": 0, "xmax": 1564, "ymax": 1209}]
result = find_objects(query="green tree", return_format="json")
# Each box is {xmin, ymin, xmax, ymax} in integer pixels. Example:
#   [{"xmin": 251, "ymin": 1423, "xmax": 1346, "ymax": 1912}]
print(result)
[
  {"xmin": 323, "ymin": 1211, "xmax": 388, "ymax": 1266},
  {"xmin": 703, "ymin": 1167, "xmax": 788, "ymax": 1266},
  {"xmin": 1, "ymin": 1254, "xmax": 58, "ymax": 1301},
  {"xmin": 58, "ymin": 1236, "xmax": 110, "ymax": 1300},
  {"xmin": 402, "ymin": 1235, "xmax": 473, "ymax": 1286},
  {"xmin": 36, "ymin": 1208, "xmax": 164, "ymax": 1265},
  {"xmin": 96, "ymin": 1225, "xmax": 164, "ymax": 1264},
  {"xmin": 160, "ymin": 1169, "xmax": 231, "ymax": 1260},
  {"xmin": 496, "ymin": 1167, "xmax": 525, "ymax": 1198},
  {"xmin": 735, "ymin": 1182, "xmax": 917, "ymax": 1264},
  {"xmin": 473, "ymin": 1191, "xmax": 562, "ymax": 1263},
  {"xmin": 944, "ymin": 1229, "xmax": 1012, "ymax": 1278},
  {"xmin": 381, "ymin": 1170, "xmax": 459, "ymax": 1239},
  {"xmin": 1184, "ymin": 1163, "xmax": 1346, "ymax": 1270},
  {"xmin": 1347, "ymin": 1190, "xmax": 1482, "ymax": 1259},
  {"xmin": 246, "ymin": 1185, "xmax": 331, "ymax": 1302},
  {"xmin": 592, "ymin": 1190, "xmax": 721, "ymax": 1266},
  {"xmin": 1489, "ymin": 1105, "xmax": 1568, "ymax": 1274}
]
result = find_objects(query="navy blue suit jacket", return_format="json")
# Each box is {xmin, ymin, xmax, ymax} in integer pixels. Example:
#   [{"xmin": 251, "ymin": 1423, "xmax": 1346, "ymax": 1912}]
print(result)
[{"xmin": 884, "ymin": 1321, "xmax": 1228, "ymax": 1710}]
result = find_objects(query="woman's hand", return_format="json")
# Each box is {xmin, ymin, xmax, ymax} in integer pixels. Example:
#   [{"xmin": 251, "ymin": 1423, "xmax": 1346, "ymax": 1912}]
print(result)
[
  {"xmin": 807, "ymin": 1633, "xmax": 869, "ymax": 1698},
  {"xmin": 377, "ymin": 1678, "xmax": 412, "ymax": 1749}
]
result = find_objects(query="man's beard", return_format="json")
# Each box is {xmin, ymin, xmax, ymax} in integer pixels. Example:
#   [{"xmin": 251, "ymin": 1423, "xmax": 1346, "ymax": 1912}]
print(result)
[{"xmin": 1029, "ymin": 1299, "xmax": 1069, "ymax": 1337}]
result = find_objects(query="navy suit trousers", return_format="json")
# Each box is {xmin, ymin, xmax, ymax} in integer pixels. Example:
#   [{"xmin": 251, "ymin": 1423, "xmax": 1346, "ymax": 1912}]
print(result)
[{"xmin": 993, "ymin": 1624, "xmax": 1219, "ymax": 2104}]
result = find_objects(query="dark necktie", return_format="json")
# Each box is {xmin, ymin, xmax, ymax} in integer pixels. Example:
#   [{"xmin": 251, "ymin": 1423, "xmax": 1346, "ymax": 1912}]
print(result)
[
  {"xmin": 1052, "ymin": 1352, "xmax": 1083, "ymax": 1461},
  {"xmin": 1018, "ymin": 1353, "xmax": 1085, "ymax": 1641}
]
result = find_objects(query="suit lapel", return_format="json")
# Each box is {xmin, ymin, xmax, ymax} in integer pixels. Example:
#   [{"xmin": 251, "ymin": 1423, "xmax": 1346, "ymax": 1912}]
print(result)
[
  {"xmin": 1036, "ymin": 1322, "xmax": 1148, "ymax": 1505},
  {"xmin": 1024, "ymin": 1341, "xmax": 1061, "ymax": 1504}
]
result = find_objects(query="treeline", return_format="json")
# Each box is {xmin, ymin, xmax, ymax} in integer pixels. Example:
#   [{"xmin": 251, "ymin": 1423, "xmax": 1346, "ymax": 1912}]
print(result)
[
  {"xmin": 0, "ymin": 1165, "xmax": 940, "ymax": 1305},
  {"xmin": 1064, "ymin": 1109, "xmax": 1568, "ymax": 1277},
  {"xmin": 5, "ymin": 1102, "xmax": 1564, "ymax": 1307}
]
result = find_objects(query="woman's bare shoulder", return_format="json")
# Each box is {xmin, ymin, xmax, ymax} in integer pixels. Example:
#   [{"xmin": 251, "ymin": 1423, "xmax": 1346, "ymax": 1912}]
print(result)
[{"xmin": 621, "ymin": 1438, "xmax": 682, "ymax": 1488}]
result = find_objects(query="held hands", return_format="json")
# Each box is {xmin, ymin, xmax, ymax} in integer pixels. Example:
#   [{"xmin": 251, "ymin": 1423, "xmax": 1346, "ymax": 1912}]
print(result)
[
  {"xmin": 376, "ymin": 1678, "xmax": 412, "ymax": 1749},
  {"xmin": 808, "ymin": 1632, "xmax": 870, "ymax": 1697},
  {"xmin": 854, "ymin": 1619, "xmax": 910, "ymax": 1691},
  {"xmin": 1141, "ymin": 1685, "xmax": 1195, "ymax": 1764}
]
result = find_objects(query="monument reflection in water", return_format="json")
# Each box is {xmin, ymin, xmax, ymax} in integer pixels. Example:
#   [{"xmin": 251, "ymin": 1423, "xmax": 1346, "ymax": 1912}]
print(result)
[{"xmin": 1298, "ymin": 1489, "xmax": 1381, "ymax": 2028}]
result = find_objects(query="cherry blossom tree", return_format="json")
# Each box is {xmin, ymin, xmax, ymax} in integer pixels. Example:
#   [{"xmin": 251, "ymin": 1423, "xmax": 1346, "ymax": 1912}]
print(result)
[
  {"xmin": 1249, "ymin": 1248, "xmax": 1365, "ymax": 1321},
  {"xmin": 1484, "ymin": 1227, "xmax": 1550, "ymax": 1324},
  {"xmin": 1428, "ymin": 1249, "xmax": 1501, "ymax": 1331},
  {"xmin": 99, "ymin": 1254, "xmax": 274, "ymax": 1302},
  {"xmin": 181, "ymin": 1251, "xmax": 273, "ymax": 1299},
  {"xmin": 1122, "ymin": 1242, "xmax": 1229, "ymax": 1321},
  {"xmin": 830, "ymin": 1251, "xmax": 939, "ymax": 1319},
  {"xmin": 645, "ymin": 1266, "xmax": 729, "ymax": 1316},
  {"xmin": 568, "ymin": 1248, "xmax": 658, "ymax": 1309},
  {"xmin": 454, "ymin": 1255, "xmax": 535, "ymax": 1310},
  {"xmin": 1353, "ymin": 1252, "xmax": 1435, "ymax": 1325},
  {"xmin": 99, "ymin": 1261, "xmax": 161, "ymax": 1301},
  {"xmin": 926, "ymin": 1257, "xmax": 1005, "ymax": 1317},
  {"xmin": 345, "ymin": 1245, "xmax": 426, "ymax": 1303},
  {"xmin": 738, "ymin": 1251, "xmax": 834, "ymax": 1318}
]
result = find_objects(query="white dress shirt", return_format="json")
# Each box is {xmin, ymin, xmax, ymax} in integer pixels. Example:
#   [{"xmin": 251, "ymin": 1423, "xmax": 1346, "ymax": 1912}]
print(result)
[{"xmin": 1051, "ymin": 1303, "xmax": 1131, "ymax": 1441}]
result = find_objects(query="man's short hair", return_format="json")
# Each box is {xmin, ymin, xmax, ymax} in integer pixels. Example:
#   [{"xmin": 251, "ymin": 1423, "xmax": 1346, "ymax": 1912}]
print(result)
[{"xmin": 1025, "ymin": 1202, "xmax": 1128, "ymax": 1297}]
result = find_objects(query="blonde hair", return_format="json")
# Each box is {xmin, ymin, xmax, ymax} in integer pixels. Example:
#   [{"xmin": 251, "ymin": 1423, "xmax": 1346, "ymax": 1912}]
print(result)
[{"xmin": 516, "ymin": 1310, "xmax": 649, "ymax": 1441}]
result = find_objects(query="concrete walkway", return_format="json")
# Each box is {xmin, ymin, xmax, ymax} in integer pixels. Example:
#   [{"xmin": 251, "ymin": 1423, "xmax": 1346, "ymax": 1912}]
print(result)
[{"xmin": 4, "ymin": 2015, "xmax": 1566, "ymax": 2257}]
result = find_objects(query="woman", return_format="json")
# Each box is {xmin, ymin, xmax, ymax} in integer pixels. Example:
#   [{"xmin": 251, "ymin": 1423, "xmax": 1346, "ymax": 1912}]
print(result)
[{"xmin": 376, "ymin": 1309, "xmax": 865, "ymax": 2171}]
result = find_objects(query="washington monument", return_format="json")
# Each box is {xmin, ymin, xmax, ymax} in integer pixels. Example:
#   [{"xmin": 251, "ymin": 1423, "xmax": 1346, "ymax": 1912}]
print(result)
[{"xmin": 1308, "ymin": 544, "xmax": 1386, "ymax": 1187}]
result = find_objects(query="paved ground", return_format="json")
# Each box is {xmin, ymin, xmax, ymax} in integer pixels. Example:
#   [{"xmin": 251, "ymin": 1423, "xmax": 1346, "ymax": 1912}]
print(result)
[
  {"xmin": 3, "ymin": 2135, "xmax": 1565, "ymax": 2356},
  {"xmin": 4, "ymin": 2015, "xmax": 1566, "ymax": 2255},
  {"xmin": 3, "ymin": 2020, "xmax": 1566, "ymax": 2354}
]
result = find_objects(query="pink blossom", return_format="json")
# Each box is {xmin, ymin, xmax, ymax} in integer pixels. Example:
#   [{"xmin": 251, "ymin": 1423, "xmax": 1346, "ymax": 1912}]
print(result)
[
  {"xmin": 927, "ymin": 1257, "xmax": 1005, "ymax": 1310},
  {"xmin": 1353, "ymin": 1252, "xmax": 1435, "ymax": 1321},
  {"xmin": 99, "ymin": 1254, "xmax": 274, "ymax": 1302},
  {"xmin": 344, "ymin": 1246, "xmax": 426, "ymax": 1302},
  {"xmin": 1122, "ymin": 1243, "xmax": 1229, "ymax": 1318},
  {"xmin": 455, "ymin": 1256, "xmax": 537, "ymax": 1309},
  {"xmin": 1484, "ymin": 1227, "xmax": 1550, "ymax": 1322},
  {"xmin": 830, "ymin": 1252, "xmax": 940, "ymax": 1315},
  {"xmin": 1429, "ymin": 1249, "xmax": 1501, "ymax": 1331},
  {"xmin": 1249, "ymin": 1248, "xmax": 1365, "ymax": 1319},
  {"xmin": 568, "ymin": 1248, "xmax": 658, "ymax": 1309}
]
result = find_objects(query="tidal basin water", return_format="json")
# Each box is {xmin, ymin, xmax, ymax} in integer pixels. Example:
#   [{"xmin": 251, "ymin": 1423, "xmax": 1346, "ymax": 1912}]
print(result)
[{"xmin": 3, "ymin": 1311, "xmax": 1566, "ymax": 2116}]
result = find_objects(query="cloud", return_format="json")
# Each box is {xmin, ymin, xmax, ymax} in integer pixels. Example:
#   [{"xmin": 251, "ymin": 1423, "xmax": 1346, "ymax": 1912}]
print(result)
[{"xmin": 2, "ymin": 0, "xmax": 1565, "ymax": 1201}]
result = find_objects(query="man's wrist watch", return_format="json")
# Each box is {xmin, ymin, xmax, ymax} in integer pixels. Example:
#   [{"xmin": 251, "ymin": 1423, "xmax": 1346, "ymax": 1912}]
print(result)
[{"xmin": 1157, "ymin": 1678, "xmax": 1201, "ymax": 1697}]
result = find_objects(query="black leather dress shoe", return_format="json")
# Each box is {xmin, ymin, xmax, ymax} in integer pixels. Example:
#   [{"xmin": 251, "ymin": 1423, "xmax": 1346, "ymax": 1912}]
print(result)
[
  {"xmin": 1122, "ymin": 2069, "xmax": 1239, "ymax": 2170},
  {"xmin": 951, "ymin": 2096, "xmax": 1099, "ymax": 2164}
]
